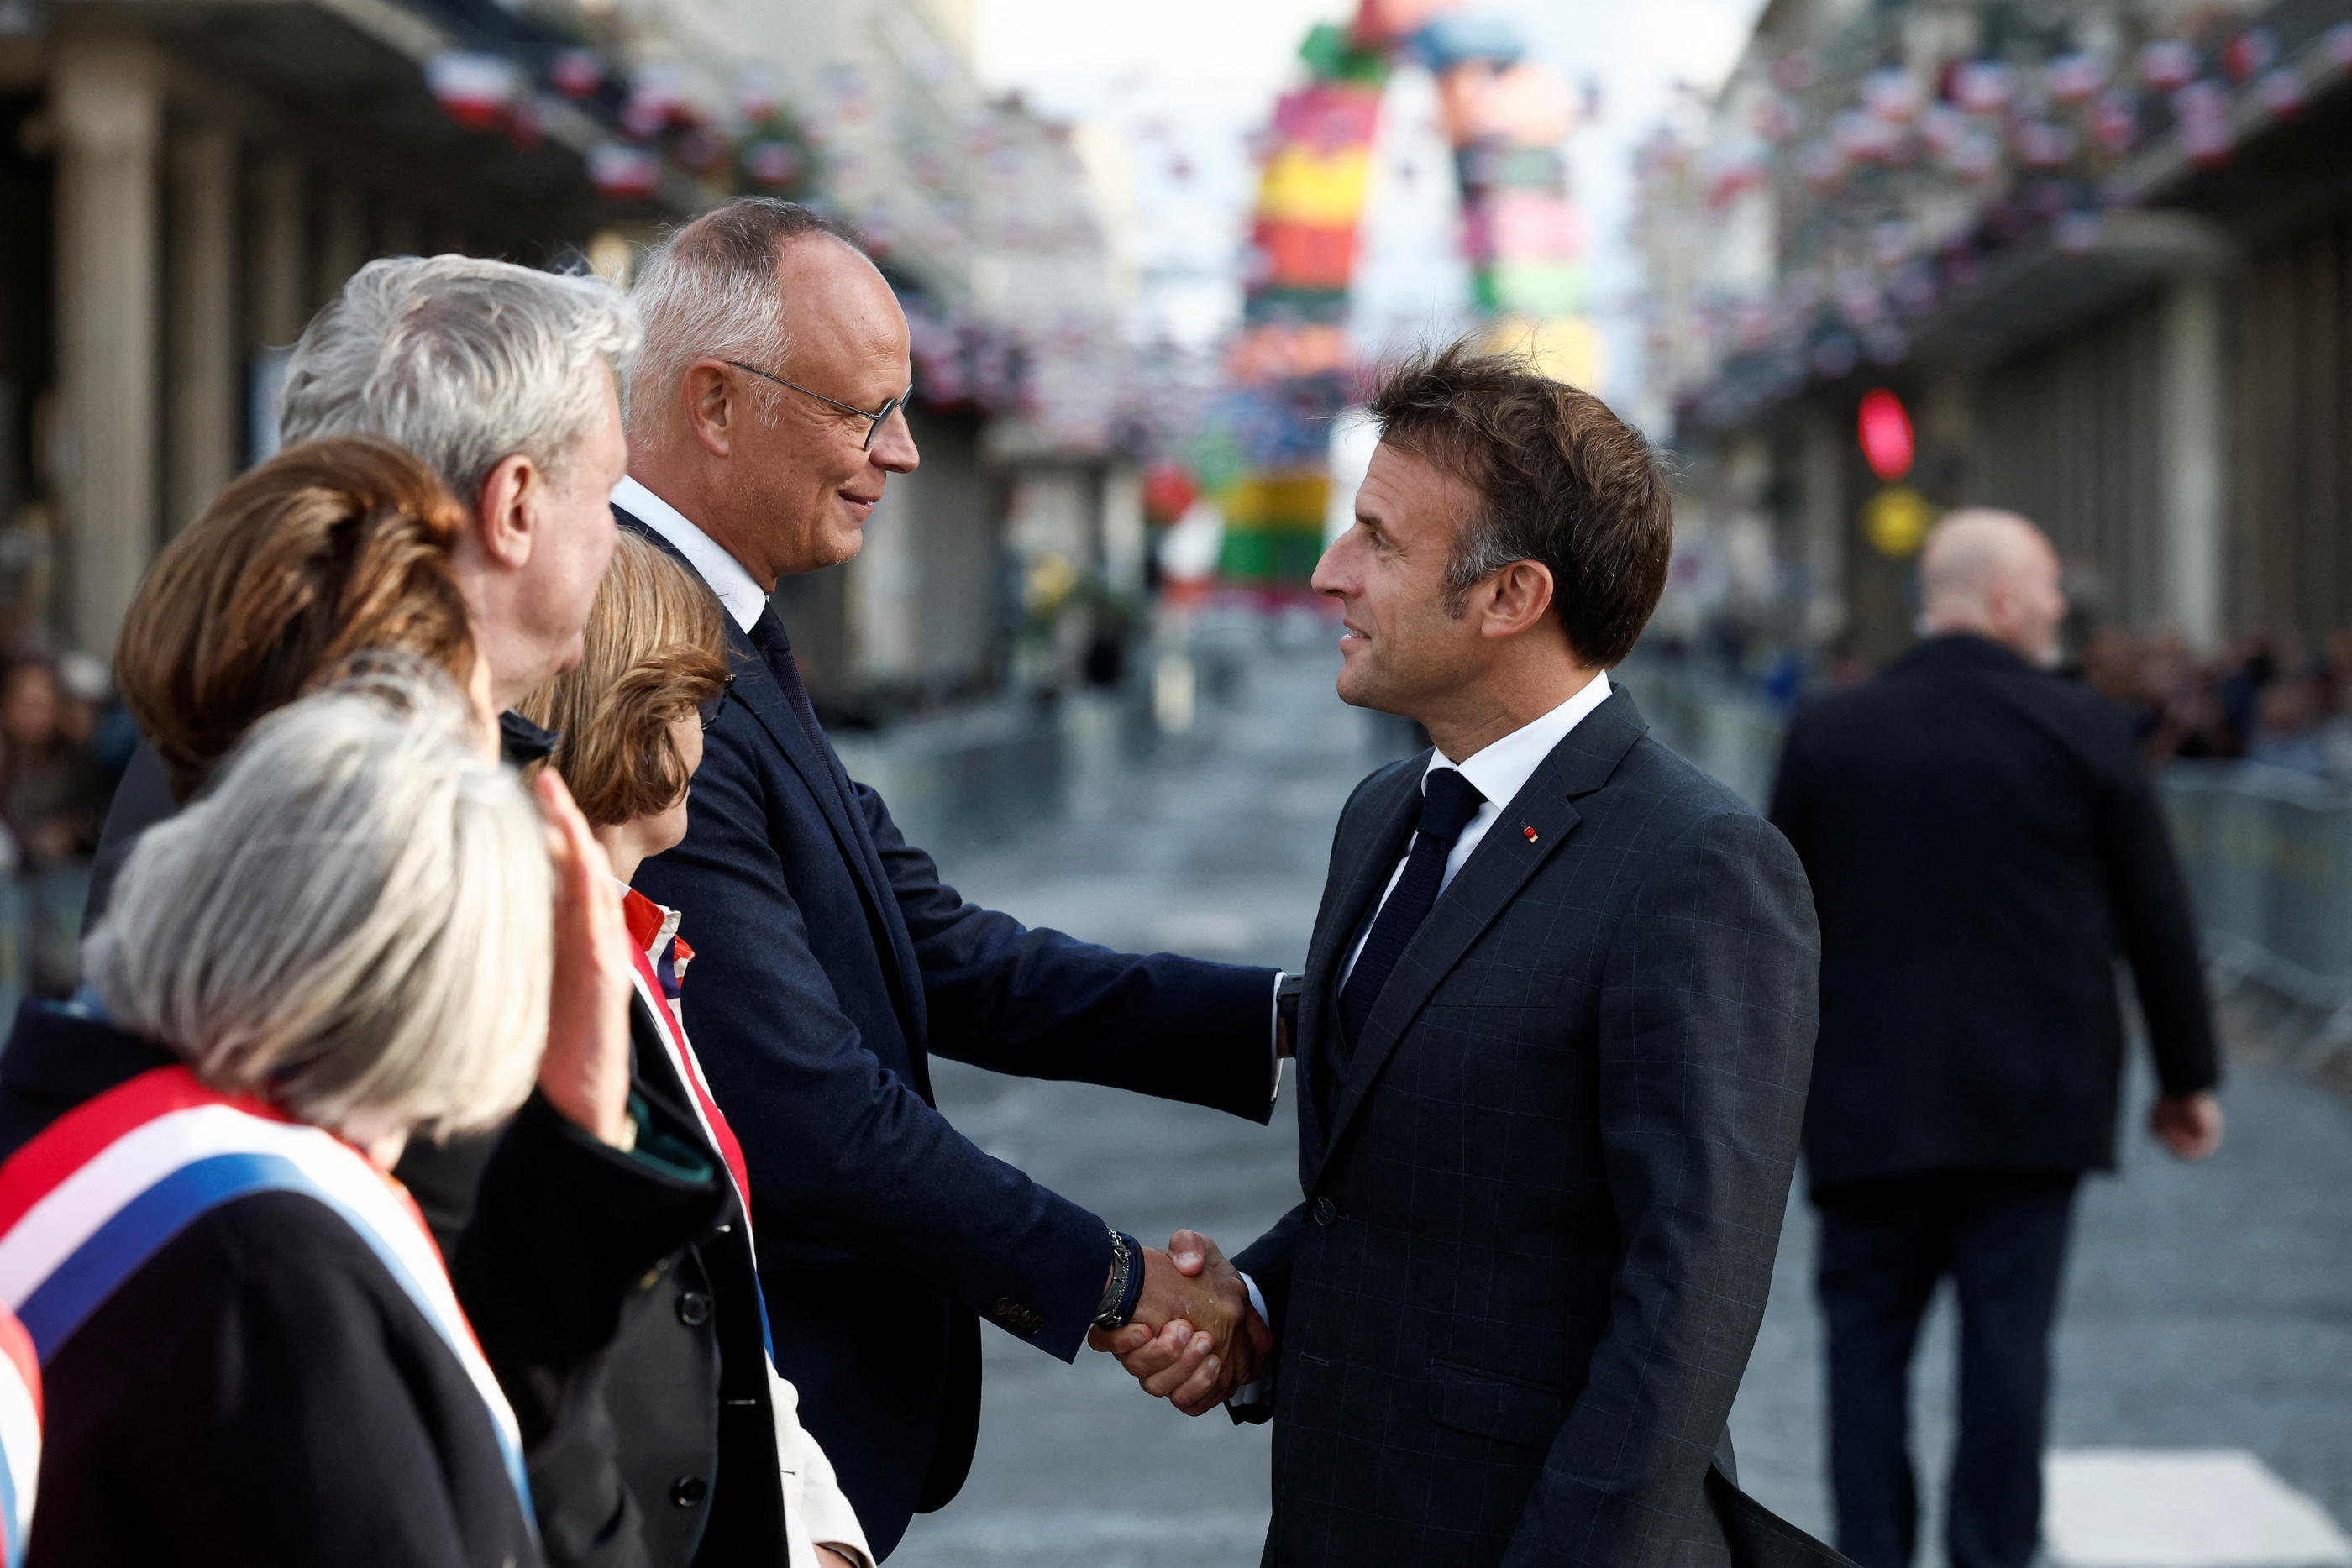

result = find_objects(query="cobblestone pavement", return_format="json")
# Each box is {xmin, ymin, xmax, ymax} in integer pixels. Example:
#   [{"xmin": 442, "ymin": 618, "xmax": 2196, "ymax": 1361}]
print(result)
[{"xmin": 887, "ymin": 643, "xmax": 2352, "ymax": 1568}]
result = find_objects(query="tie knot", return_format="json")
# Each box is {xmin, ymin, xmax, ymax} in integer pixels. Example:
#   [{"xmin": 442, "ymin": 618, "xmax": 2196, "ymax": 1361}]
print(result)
[{"xmin": 1417, "ymin": 768, "xmax": 1486, "ymax": 846}]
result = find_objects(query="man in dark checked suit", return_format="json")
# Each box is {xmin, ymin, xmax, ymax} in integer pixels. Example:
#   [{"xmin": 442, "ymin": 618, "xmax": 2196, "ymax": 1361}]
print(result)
[
  {"xmin": 614, "ymin": 199, "xmax": 1278, "ymax": 1560},
  {"xmin": 1103, "ymin": 340, "xmax": 1845, "ymax": 1568}
]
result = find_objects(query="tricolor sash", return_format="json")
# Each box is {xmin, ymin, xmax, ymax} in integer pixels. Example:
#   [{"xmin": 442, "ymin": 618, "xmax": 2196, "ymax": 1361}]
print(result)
[
  {"xmin": 0, "ymin": 1066, "xmax": 533, "ymax": 1525},
  {"xmin": 0, "ymin": 1307, "xmax": 37, "ymax": 1568}
]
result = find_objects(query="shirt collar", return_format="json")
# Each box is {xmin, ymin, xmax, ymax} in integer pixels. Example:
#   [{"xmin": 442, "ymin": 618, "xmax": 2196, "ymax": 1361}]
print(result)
[
  {"xmin": 1420, "ymin": 670, "xmax": 1615, "ymax": 810},
  {"xmin": 612, "ymin": 475, "xmax": 769, "ymax": 635},
  {"xmin": 617, "ymin": 879, "xmax": 681, "ymax": 962}
]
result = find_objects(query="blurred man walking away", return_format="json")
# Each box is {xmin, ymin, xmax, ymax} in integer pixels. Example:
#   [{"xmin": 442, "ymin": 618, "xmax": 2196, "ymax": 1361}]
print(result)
[{"xmin": 1768, "ymin": 509, "xmax": 2225, "ymax": 1568}]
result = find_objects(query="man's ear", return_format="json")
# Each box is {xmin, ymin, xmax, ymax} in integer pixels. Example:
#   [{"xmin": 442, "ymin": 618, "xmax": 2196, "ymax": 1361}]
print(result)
[
  {"xmin": 1479, "ymin": 559, "xmax": 1557, "ymax": 640},
  {"xmin": 683, "ymin": 361, "xmax": 737, "ymax": 459},
  {"xmin": 474, "ymin": 453, "xmax": 540, "ymax": 571}
]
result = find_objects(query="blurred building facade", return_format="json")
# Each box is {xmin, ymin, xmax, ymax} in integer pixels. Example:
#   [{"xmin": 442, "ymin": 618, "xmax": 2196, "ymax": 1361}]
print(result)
[
  {"xmin": 0, "ymin": 0, "xmax": 1143, "ymax": 721},
  {"xmin": 1635, "ymin": 0, "xmax": 2352, "ymax": 667}
]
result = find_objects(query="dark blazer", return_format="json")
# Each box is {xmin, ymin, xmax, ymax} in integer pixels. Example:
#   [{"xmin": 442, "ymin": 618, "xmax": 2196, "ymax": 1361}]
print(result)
[
  {"xmin": 1235, "ymin": 690, "xmax": 1837, "ymax": 1568},
  {"xmin": 0, "ymin": 1005, "xmax": 545, "ymax": 1568},
  {"xmin": 617, "ymin": 507, "xmax": 1281, "ymax": 1557},
  {"xmin": 453, "ymin": 994, "xmax": 764, "ymax": 1568},
  {"xmin": 1767, "ymin": 635, "xmax": 2221, "ymax": 1191}
]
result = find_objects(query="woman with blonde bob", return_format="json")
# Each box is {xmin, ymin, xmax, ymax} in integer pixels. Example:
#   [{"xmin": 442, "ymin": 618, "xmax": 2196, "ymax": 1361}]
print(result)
[
  {"xmin": 514, "ymin": 530, "xmax": 870, "ymax": 1568},
  {"xmin": 0, "ymin": 673, "xmax": 630, "ymax": 1565}
]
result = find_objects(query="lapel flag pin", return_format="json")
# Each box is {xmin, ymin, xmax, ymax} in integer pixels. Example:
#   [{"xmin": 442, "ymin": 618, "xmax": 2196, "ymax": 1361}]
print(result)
[{"xmin": 1523, "ymin": 824, "xmax": 1539, "ymax": 842}]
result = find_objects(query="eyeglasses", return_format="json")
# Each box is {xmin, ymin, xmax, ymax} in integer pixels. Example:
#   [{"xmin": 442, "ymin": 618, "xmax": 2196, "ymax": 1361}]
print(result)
[
  {"xmin": 724, "ymin": 361, "xmax": 914, "ymax": 450},
  {"xmin": 697, "ymin": 674, "xmax": 735, "ymax": 732}
]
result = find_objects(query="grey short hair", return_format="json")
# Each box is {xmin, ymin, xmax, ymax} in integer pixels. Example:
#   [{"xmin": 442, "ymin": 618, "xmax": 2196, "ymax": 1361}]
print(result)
[
  {"xmin": 627, "ymin": 197, "xmax": 859, "ymax": 428},
  {"xmin": 84, "ymin": 668, "xmax": 553, "ymax": 1146},
  {"xmin": 281, "ymin": 255, "xmax": 642, "ymax": 503}
]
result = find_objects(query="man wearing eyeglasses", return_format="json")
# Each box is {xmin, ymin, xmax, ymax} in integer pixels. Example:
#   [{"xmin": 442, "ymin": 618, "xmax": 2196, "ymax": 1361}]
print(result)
[{"xmin": 615, "ymin": 197, "xmax": 1290, "ymax": 1561}]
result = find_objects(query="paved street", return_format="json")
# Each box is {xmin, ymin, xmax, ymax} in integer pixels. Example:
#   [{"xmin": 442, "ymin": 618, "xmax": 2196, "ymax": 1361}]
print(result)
[{"xmin": 891, "ymin": 640, "xmax": 2352, "ymax": 1568}]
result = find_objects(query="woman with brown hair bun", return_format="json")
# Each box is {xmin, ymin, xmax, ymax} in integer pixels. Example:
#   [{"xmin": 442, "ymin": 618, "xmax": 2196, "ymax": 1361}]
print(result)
[
  {"xmin": 112, "ymin": 436, "xmax": 482, "ymax": 807},
  {"xmin": 515, "ymin": 530, "xmax": 870, "ymax": 1568}
]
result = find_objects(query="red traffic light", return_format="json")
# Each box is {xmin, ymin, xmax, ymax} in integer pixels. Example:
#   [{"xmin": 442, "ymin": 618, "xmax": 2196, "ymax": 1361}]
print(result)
[{"xmin": 1858, "ymin": 388, "xmax": 1914, "ymax": 483}]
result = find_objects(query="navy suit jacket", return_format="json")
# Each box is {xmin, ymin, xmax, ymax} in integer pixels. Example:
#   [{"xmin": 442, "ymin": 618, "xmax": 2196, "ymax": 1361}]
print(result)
[
  {"xmin": 1768, "ymin": 634, "xmax": 2219, "ymax": 1190},
  {"xmin": 617, "ymin": 507, "xmax": 1280, "ymax": 1557},
  {"xmin": 1236, "ymin": 690, "xmax": 1842, "ymax": 1568}
]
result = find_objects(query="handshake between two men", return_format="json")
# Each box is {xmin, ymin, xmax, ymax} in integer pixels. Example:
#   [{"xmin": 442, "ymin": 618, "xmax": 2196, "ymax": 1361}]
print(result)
[{"xmin": 1091, "ymin": 1231, "xmax": 1268, "ymax": 1417}]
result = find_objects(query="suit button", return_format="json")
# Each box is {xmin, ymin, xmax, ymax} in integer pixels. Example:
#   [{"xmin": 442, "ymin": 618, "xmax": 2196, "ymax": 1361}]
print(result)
[
  {"xmin": 1312, "ymin": 1197, "xmax": 1338, "ymax": 1227},
  {"xmin": 672, "ymin": 1476, "xmax": 709, "ymax": 1508},
  {"xmin": 677, "ymin": 1290, "xmax": 711, "ymax": 1327}
]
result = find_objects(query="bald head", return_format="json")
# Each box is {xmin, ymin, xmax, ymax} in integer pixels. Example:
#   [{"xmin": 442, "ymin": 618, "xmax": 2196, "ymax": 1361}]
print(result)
[{"xmin": 1919, "ymin": 508, "xmax": 2067, "ymax": 665}]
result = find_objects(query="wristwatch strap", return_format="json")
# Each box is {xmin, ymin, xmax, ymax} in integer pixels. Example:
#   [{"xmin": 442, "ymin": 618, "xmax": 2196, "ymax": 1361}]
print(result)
[{"xmin": 1093, "ymin": 1229, "xmax": 1146, "ymax": 1329}]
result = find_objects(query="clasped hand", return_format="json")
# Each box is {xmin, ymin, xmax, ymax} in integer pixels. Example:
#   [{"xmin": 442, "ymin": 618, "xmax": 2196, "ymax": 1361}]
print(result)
[{"xmin": 1089, "ymin": 1230, "xmax": 1271, "ymax": 1417}]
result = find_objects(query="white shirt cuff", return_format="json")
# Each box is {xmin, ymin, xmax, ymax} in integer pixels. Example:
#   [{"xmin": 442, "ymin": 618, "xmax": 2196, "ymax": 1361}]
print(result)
[
  {"xmin": 1268, "ymin": 971, "xmax": 1288, "ymax": 1105},
  {"xmin": 1231, "ymin": 1272, "xmax": 1273, "ymax": 1407}
]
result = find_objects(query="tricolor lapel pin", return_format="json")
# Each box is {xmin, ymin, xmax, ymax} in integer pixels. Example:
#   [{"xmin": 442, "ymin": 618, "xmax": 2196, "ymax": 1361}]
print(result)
[{"xmin": 1522, "ymin": 824, "xmax": 1540, "ymax": 843}]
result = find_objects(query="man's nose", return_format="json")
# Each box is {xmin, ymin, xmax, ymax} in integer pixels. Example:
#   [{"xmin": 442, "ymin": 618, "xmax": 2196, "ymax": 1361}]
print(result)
[
  {"xmin": 1310, "ymin": 538, "xmax": 1352, "ymax": 599},
  {"xmin": 871, "ymin": 407, "xmax": 920, "ymax": 474}
]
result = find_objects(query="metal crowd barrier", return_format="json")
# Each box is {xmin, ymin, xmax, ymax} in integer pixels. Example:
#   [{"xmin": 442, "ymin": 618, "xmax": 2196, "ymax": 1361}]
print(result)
[{"xmin": 2158, "ymin": 764, "xmax": 2352, "ymax": 1052}]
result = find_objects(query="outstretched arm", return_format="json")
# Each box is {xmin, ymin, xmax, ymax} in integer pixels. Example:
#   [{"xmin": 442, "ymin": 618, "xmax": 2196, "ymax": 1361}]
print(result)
[{"xmin": 861, "ymin": 781, "xmax": 1284, "ymax": 1123}]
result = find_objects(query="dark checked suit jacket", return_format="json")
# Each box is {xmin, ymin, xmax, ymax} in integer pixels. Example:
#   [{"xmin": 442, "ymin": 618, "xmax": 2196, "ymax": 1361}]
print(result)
[
  {"xmin": 616, "ymin": 507, "xmax": 1281, "ymax": 1560},
  {"xmin": 1235, "ymin": 688, "xmax": 1843, "ymax": 1568}
]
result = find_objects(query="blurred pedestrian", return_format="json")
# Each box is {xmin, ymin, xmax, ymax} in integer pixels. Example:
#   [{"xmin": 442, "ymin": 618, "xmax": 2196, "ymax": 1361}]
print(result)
[
  {"xmin": 0, "ymin": 673, "xmax": 638, "ymax": 1566},
  {"xmin": 1769, "ymin": 508, "xmax": 2223, "ymax": 1568},
  {"xmin": 0, "ymin": 658, "xmax": 103, "ymax": 869},
  {"xmin": 618, "ymin": 197, "xmax": 1280, "ymax": 1556},
  {"xmin": 512, "ymin": 530, "xmax": 869, "ymax": 1568},
  {"xmin": 102, "ymin": 440, "xmax": 732, "ymax": 1565}
]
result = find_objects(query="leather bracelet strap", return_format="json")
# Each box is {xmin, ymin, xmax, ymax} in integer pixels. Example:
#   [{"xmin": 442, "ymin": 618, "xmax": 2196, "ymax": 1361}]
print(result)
[{"xmin": 1093, "ymin": 1229, "xmax": 1146, "ymax": 1329}]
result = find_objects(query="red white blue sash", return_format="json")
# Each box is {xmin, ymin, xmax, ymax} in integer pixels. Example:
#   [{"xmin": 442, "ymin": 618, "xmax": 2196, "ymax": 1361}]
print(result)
[
  {"xmin": 0, "ymin": 1307, "xmax": 37, "ymax": 1568},
  {"xmin": 0, "ymin": 1066, "xmax": 532, "ymax": 1525}
]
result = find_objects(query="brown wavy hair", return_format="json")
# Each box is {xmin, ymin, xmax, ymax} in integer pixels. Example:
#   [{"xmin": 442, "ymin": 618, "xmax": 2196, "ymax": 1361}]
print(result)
[
  {"xmin": 1365, "ymin": 334, "xmax": 1672, "ymax": 667},
  {"xmin": 517, "ymin": 531, "xmax": 729, "ymax": 827},
  {"xmin": 116, "ymin": 436, "xmax": 476, "ymax": 804}
]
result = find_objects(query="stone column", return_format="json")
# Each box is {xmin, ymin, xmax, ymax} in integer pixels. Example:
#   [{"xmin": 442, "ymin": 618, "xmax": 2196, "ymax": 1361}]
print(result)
[
  {"xmin": 166, "ymin": 121, "xmax": 237, "ymax": 534},
  {"xmin": 52, "ymin": 31, "xmax": 163, "ymax": 655},
  {"xmin": 2159, "ymin": 276, "xmax": 2226, "ymax": 654},
  {"xmin": 314, "ymin": 181, "xmax": 367, "ymax": 308},
  {"xmin": 377, "ymin": 202, "xmax": 422, "ymax": 260},
  {"xmin": 249, "ymin": 152, "xmax": 307, "ymax": 346},
  {"xmin": 1797, "ymin": 403, "xmax": 1848, "ymax": 647}
]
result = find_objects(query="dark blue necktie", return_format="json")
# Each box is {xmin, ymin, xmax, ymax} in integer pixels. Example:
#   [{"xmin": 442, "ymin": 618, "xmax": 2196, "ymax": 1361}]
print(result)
[
  {"xmin": 1337, "ymin": 768, "xmax": 1486, "ymax": 1049},
  {"xmin": 748, "ymin": 604, "xmax": 829, "ymax": 756}
]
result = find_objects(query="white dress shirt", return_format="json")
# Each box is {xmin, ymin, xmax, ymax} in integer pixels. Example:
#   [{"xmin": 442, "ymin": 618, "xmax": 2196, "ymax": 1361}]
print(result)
[
  {"xmin": 1339, "ymin": 671, "xmax": 1614, "ymax": 986},
  {"xmin": 612, "ymin": 475, "xmax": 769, "ymax": 634}
]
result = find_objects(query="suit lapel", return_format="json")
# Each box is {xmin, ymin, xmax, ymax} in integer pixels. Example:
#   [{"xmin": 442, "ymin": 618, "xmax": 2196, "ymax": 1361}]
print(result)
[
  {"xmin": 1310, "ymin": 691, "xmax": 1651, "ymax": 1185},
  {"xmin": 617, "ymin": 510, "xmax": 881, "ymax": 901},
  {"xmin": 616, "ymin": 508, "xmax": 919, "ymax": 1027},
  {"xmin": 1295, "ymin": 761, "xmax": 1424, "ymax": 1161}
]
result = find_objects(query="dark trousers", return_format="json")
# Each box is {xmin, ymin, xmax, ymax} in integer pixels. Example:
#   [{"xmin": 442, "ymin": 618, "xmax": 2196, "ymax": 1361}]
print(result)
[{"xmin": 1814, "ymin": 1170, "xmax": 2079, "ymax": 1568}]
